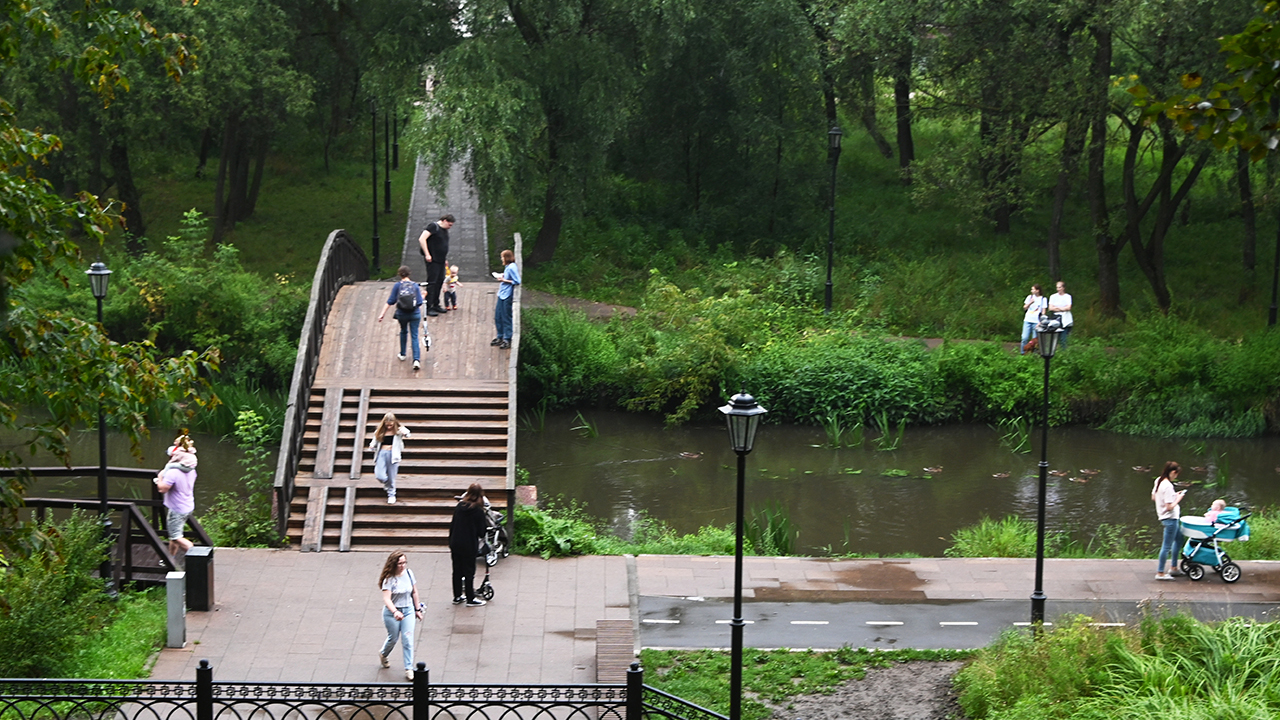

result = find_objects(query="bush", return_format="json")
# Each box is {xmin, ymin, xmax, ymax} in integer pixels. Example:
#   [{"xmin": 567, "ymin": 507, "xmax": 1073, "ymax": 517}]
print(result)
[
  {"xmin": 0, "ymin": 512, "xmax": 111, "ymax": 677},
  {"xmin": 201, "ymin": 410, "xmax": 282, "ymax": 547},
  {"xmin": 518, "ymin": 307, "xmax": 622, "ymax": 409},
  {"xmin": 512, "ymin": 501, "xmax": 603, "ymax": 558}
]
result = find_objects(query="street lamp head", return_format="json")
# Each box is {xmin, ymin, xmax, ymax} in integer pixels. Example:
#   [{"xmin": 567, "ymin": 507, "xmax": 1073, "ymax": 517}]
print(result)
[
  {"xmin": 828, "ymin": 126, "xmax": 843, "ymax": 154},
  {"xmin": 719, "ymin": 392, "xmax": 767, "ymax": 454},
  {"xmin": 86, "ymin": 261, "xmax": 111, "ymax": 300},
  {"xmin": 1035, "ymin": 316, "xmax": 1063, "ymax": 358}
]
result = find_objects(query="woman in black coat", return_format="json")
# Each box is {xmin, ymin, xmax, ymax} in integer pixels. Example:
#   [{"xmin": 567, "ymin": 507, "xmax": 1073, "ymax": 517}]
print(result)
[{"xmin": 449, "ymin": 483, "xmax": 489, "ymax": 606}]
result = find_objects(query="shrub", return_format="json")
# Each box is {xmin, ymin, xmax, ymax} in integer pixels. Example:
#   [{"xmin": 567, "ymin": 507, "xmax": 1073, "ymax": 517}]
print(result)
[
  {"xmin": 0, "ymin": 512, "xmax": 111, "ymax": 677},
  {"xmin": 201, "ymin": 410, "xmax": 281, "ymax": 547},
  {"xmin": 518, "ymin": 307, "xmax": 622, "ymax": 409},
  {"xmin": 512, "ymin": 501, "xmax": 603, "ymax": 558}
]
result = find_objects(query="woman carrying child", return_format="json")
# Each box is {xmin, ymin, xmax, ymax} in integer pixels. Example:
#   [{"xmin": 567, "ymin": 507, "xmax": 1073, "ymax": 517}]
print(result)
[{"xmin": 155, "ymin": 434, "xmax": 198, "ymax": 559}]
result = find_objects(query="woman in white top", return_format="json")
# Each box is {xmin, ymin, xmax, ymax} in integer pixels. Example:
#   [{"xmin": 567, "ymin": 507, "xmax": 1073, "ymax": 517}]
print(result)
[
  {"xmin": 369, "ymin": 413, "xmax": 411, "ymax": 504},
  {"xmin": 1151, "ymin": 461, "xmax": 1186, "ymax": 580},
  {"xmin": 378, "ymin": 550, "xmax": 424, "ymax": 680},
  {"xmin": 1048, "ymin": 280, "xmax": 1074, "ymax": 348},
  {"xmin": 1020, "ymin": 284, "xmax": 1047, "ymax": 354}
]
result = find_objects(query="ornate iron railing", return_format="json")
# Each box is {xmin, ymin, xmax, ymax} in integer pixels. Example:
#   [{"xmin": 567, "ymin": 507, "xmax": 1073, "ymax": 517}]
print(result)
[
  {"xmin": 273, "ymin": 230, "xmax": 369, "ymax": 537},
  {"xmin": 0, "ymin": 662, "xmax": 727, "ymax": 720}
]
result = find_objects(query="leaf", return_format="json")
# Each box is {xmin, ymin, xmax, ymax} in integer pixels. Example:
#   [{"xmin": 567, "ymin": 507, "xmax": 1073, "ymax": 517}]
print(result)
[{"xmin": 1181, "ymin": 72, "xmax": 1204, "ymax": 89}]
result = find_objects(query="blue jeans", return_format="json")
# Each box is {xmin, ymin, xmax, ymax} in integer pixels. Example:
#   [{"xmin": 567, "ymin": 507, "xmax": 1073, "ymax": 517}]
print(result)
[
  {"xmin": 1058, "ymin": 326, "xmax": 1071, "ymax": 349},
  {"xmin": 397, "ymin": 311, "xmax": 422, "ymax": 361},
  {"xmin": 381, "ymin": 606, "xmax": 415, "ymax": 670},
  {"xmin": 375, "ymin": 448, "xmax": 398, "ymax": 497},
  {"xmin": 494, "ymin": 295, "xmax": 513, "ymax": 341},
  {"xmin": 1158, "ymin": 518, "xmax": 1180, "ymax": 573},
  {"xmin": 1020, "ymin": 321, "xmax": 1038, "ymax": 353}
]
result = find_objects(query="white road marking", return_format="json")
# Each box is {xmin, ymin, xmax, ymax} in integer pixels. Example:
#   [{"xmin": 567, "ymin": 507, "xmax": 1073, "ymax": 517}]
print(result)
[
  {"xmin": 1013, "ymin": 622, "xmax": 1054, "ymax": 627},
  {"xmin": 939, "ymin": 621, "xmax": 978, "ymax": 627},
  {"xmin": 789, "ymin": 620, "xmax": 829, "ymax": 625},
  {"xmin": 714, "ymin": 620, "xmax": 756, "ymax": 624},
  {"xmin": 866, "ymin": 621, "xmax": 904, "ymax": 627},
  {"xmin": 643, "ymin": 619, "xmax": 680, "ymax": 624}
]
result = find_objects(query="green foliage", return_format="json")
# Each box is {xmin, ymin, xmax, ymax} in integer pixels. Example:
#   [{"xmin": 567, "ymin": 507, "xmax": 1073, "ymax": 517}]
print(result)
[
  {"xmin": 94, "ymin": 210, "xmax": 308, "ymax": 390},
  {"xmin": 642, "ymin": 647, "xmax": 972, "ymax": 720},
  {"xmin": 593, "ymin": 513, "xmax": 738, "ymax": 556},
  {"xmin": 945, "ymin": 516, "xmax": 1044, "ymax": 559},
  {"xmin": 995, "ymin": 416, "xmax": 1032, "ymax": 454},
  {"xmin": 200, "ymin": 410, "xmax": 281, "ymax": 547},
  {"xmin": 1225, "ymin": 507, "xmax": 1280, "ymax": 560},
  {"xmin": 518, "ymin": 308, "xmax": 622, "ymax": 410},
  {"xmin": 513, "ymin": 502, "xmax": 749, "ymax": 557},
  {"xmin": 66, "ymin": 588, "xmax": 166, "ymax": 679},
  {"xmin": 0, "ymin": 512, "xmax": 110, "ymax": 677},
  {"xmin": 956, "ymin": 615, "xmax": 1280, "ymax": 719},
  {"xmin": 745, "ymin": 502, "xmax": 795, "ymax": 556},
  {"xmin": 512, "ymin": 501, "xmax": 603, "ymax": 559}
]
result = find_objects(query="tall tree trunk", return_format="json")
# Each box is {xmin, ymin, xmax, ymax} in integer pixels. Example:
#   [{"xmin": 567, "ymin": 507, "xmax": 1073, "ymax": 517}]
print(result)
[
  {"xmin": 195, "ymin": 127, "xmax": 213, "ymax": 179},
  {"xmin": 1238, "ymin": 147, "xmax": 1257, "ymax": 271},
  {"xmin": 1126, "ymin": 142, "xmax": 1211, "ymax": 313},
  {"xmin": 893, "ymin": 48, "xmax": 914, "ymax": 183},
  {"xmin": 529, "ymin": 181, "xmax": 562, "ymax": 267},
  {"xmin": 1088, "ymin": 25, "xmax": 1124, "ymax": 316},
  {"xmin": 1047, "ymin": 113, "xmax": 1086, "ymax": 279},
  {"xmin": 856, "ymin": 63, "xmax": 894, "ymax": 159},
  {"xmin": 245, "ymin": 133, "xmax": 270, "ymax": 217},
  {"xmin": 108, "ymin": 136, "xmax": 145, "ymax": 253},
  {"xmin": 212, "ymin": 116, "xmax": 235, "ymax": 243}
]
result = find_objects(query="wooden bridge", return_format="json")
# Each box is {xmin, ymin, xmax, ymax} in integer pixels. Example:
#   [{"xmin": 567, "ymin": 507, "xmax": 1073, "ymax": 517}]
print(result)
[{"xmin": 274, "ymin": 166, "xmax": 520, "ymax": 553}]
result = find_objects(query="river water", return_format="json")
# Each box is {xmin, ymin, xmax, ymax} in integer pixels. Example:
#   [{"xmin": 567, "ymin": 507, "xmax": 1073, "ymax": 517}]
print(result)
[
  {"xmin": 518, "ymin": 411, "xmax": 1280, "ymax": 556},
  {"xmin": 12, "ymin": 413, "xmax": 1280, "ymax": 557}
]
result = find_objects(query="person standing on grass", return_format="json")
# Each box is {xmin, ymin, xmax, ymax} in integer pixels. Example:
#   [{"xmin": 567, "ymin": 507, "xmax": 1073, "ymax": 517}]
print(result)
[
  {"xmin": 1152, "ymin": 461, "xmax": 1187, "ymax": 581},
  {"xmin": 155, "ymin": 434, "xmax": 197, "ymax": 560},
  {"xmin": 1020, "ymin": 284, "xmax": 1046, "ymax": 355},
  {"xmin": 449, "ymin": 483, "xmax": 489, "ymax": 606},
  {"xmin": 378, "ymin": 266, "xmax": 424, "ymax": 370},
  {"xmin": 377, "ymin": 550, "xmax": 424, "ymax": 681},
  {"xmin": 491, "ymin": 249, "xmax": 520, "ymax": 350},
  {"xmin": 417, "ymin": 214, "xmax": 454, "ymax": 316},
  {"xmin": 1048, "ymin": 280, "xmax": 1073, "ymax": 348},
  {"xmin": 368, "ymin": 412, "xmax": 410, "ymax": 504}
]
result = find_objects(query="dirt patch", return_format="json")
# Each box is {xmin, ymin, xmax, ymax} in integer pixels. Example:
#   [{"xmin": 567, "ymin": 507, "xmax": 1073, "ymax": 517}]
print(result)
[
  {"xmin": 523, "ymin": 289, "xmax": 636, "ymax": 320},
  {"xmin": 766, "ymin": 662, "xmax": 969, "ymax": 720}
]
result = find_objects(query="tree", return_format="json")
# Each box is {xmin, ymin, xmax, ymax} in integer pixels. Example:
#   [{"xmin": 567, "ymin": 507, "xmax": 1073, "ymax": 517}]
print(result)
[{"xmin": 0, "ymin": 0, "xmax": 216, "ymax": 556}]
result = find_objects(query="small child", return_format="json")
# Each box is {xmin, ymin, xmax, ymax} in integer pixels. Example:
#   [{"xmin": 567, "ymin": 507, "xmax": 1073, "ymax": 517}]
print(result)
[
  {"xmin": 444, "ymin": 265, "xmax": 460, "ymax": 310},
  {"xmin": 164, "ymin": 434, "xmax": 198, "ymax": 473},
  {"xmin": 1204, "ymin": 498, "xmax": 1227, "ymax": 523}
]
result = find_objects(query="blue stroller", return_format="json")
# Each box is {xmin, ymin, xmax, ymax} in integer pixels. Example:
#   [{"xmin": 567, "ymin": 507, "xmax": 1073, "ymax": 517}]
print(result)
[{"xmin": 1179, "ymin": 507, "xmax": 1251, "ymax": 583}]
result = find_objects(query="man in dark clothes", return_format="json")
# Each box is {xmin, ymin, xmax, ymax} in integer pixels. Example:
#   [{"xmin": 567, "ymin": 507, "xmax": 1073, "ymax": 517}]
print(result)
[
  {"xmin": 417, "ymin": 214, "xmax": 455, "ymax": 316},
  {"xmin": 448, "ymin": 483, "xmax": 488, "ymax": 606}
]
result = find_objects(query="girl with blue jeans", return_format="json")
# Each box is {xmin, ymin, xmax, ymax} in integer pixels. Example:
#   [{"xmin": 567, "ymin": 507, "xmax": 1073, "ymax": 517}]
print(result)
[
  {"xmin": 1152, "ymin": 462, "xmax": 1186, "ymax": 580},
  {"xmin": 491, "ymin": 249, "xmax": 520, "ymax": 349},
  {"xmin": 378, "ymin": 551, "xmax": 423, "ymax": 681},
  {"xmin": 378, "ymin": 266, "xmax": 424, "ymax": 369}
]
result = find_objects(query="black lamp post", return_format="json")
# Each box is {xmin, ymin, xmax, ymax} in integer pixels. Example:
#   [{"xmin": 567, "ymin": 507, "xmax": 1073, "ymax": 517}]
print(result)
[
  {"xmin": 371, "ymin": 101, "xmax": 381, "ymax": 273},
  {"xmin": 393, "ymin": 115, "xmax": 400, "ymax": 171},
  {"xmin": 383, "ymin": 110, "xmax": 392, "ymax": 214},
  {"xmin": 86, "ymin": 261, "xmax": 113, "ymax": 589},
  {"xmin": 718, "ymin": 392, "xmax": 766, "ymax": 720},
  {"xmin": 1030, "ymin": 315, "xmax": 1063, "ymax": 627},
  {"xmin": 825, "ymin": 126, "xmax": 842, "ymax": 314}
]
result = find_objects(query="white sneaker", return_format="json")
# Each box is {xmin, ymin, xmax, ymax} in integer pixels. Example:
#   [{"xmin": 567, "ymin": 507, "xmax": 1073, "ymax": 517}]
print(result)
[
  {"xmin": 413, "ymin": 360, "xmax": 420, "ymax": 370},
  {"xmin": 405, "ymin": 669, "xmax": 414, "ymax": 681},
  {"xmin": 398, "ymin": 354, "xmax": 406, "ymax": 361},
  {"xmin": 1155, "ymin": 573, "xmax": 1174, "ymax": 580},
  {"xmin": 378, "ymin": 653, "xmax": 389, "ymax": 668},
  {"xmin": 388, "ymin": 495, "xmax": 396, "ymax": 504}
]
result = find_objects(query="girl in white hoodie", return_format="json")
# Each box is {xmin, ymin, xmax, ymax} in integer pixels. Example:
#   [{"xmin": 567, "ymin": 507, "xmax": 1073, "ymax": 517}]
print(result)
[{"xmin": 369, "ymin": 413, "xmax": 411, "ymax": 503}]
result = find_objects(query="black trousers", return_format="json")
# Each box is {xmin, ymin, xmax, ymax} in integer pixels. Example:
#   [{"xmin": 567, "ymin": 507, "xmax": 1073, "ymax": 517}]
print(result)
[
  {"xmin": 425, "ymin": 261, "xmax": 446, "ymax": 310},
  {"xmin": 450, "ymin": 548, "xmax": 476, "ymax": 601}
]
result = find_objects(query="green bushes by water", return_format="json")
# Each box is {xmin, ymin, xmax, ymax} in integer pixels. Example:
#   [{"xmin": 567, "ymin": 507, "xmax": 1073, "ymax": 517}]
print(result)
[
  {"xmin": 518, "ymin": 289, "xmax": 1280, "ymax": 436},
  {"xmin": 954, "ymin": 615, "xmax": 1280, "ymax": 719},
  {"xmin": 512, "ymin": 502, "xmax": 754, "ymax": 558},
  {"xmin": 201, "ymin": 410, "xmax": 283, "ymax": 547}
]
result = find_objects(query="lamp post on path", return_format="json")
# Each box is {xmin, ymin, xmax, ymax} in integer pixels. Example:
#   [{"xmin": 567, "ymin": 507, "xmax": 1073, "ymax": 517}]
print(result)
[
  {"xmin": 371, "ymin": 101, "xmax": 381, "ymax": 273},
  {"xmin": 1030, "ymin": 316, "xmax": 1063, "ymax": 627},
  {"xmin": 86, "ymin": 261, "xmax": 114, "ymax": 591},
  {"xmin": 719, "ymin": 392, "xmax": 766, "ymax": 720},
  {"xmin": 824, "ymin": 126, "xmax": 842, "ymax": 314}
]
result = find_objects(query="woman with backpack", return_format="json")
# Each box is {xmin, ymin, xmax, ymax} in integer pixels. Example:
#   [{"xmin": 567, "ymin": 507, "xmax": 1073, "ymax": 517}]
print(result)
[{"xmin": 378, "ymin": 265, "xmax": 424, "ymax": 370}]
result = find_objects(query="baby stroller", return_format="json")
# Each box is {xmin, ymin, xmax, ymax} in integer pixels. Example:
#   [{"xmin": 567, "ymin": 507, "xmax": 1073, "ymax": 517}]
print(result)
[
  {"xmin": 1179, "ymin": 507, "xmax": 1251, "ymax": 583},
  {"xmin": 480, "ymin": 496, "xmax": 511, "ymax": 568}
]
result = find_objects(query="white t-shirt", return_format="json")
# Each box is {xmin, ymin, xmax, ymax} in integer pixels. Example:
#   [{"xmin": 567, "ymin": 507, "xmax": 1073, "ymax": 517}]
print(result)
[
  {"xmin": 382, "ymin": 569, "xmax": 416, "ymax": 608},
  {"xmin": 1153, "ymin": 478, "xmax": 1181, "ymax": 521},
  {"xmin": 1022, "ymin": 295, "xmax": 1046, "ymax": 323},
  {"xmin": 1049, "ymin": 292, "xmax": 1073, "ymax": 327}
]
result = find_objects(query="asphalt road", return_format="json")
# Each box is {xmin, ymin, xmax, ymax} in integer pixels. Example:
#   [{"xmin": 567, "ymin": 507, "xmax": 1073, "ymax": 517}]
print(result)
[{"xmin": 639, "ymin": 596, "xmax": 1280, "ymax": 650}]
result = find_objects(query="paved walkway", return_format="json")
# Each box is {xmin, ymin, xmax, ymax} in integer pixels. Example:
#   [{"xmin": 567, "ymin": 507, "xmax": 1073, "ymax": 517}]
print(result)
[{"xmin": 149, "ymin": 551, "xmax": 1280, "ymax": 683}]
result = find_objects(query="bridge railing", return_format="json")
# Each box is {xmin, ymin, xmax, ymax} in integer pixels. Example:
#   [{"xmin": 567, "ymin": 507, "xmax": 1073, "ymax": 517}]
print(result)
[
  {"xmin": 0, "ymin": 661, "xmax": 728, "ymax": 720},
  {"xmin": 273, "ymin": 230, "xmax": 369, "ymax": 537}
]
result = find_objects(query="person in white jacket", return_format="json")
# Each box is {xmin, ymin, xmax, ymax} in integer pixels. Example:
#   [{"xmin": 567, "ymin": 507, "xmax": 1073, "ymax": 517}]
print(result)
[{"xmin": 369, "ymin": 413, "xmax": 411, "ymax": 503}]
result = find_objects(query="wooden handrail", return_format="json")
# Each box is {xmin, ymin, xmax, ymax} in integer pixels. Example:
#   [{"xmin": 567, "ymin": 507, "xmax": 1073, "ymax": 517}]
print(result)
[{"xmin": 273, "ymin": 230, "xmax": 369, "ymax": 537}]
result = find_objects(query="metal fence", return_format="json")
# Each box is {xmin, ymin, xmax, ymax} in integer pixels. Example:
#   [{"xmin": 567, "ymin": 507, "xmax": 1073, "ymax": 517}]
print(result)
[{"xmin": 0, "ymin": 661, "xmax": 727, "ymax": 720}]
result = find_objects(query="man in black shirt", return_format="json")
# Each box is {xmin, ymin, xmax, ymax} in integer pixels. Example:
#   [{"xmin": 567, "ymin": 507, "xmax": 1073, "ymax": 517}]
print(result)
[{"xmin": 417, "ymin": 214, "xmax": 455, "ymax": 316}]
